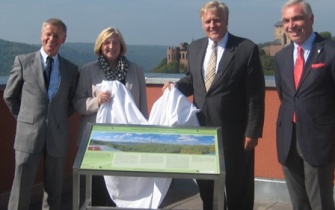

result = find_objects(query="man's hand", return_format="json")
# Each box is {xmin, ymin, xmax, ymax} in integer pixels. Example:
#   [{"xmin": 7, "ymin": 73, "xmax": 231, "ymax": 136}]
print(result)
[
  {"xmin": 244, "ymin": 137, "xmax": 258, "ymax": 151},
  {"xmin": 162, "ymin": 81, "xmax": 176, "ymax": 92}
]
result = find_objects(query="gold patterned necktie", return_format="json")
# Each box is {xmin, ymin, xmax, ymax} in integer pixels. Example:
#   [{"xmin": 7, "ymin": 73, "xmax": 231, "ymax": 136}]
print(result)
[
  {"xmin": 44, "ymin": 56, "xmax": 53, "ymax": 90},
  {"xmin": 204, "ymin": 42, "xmax": 217, "ymax": 91}
]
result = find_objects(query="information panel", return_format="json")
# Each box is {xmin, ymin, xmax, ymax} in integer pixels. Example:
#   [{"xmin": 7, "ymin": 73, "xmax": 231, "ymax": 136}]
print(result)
[{"xmin": 79, "ymin": 124, "xmax": 221, "ymax": 174}]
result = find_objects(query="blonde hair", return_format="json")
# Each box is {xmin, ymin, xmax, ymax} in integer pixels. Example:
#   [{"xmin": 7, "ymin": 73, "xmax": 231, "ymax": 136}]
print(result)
[
  {"xmin": 93, "ymin": 27, "xmax": 127, "ymax": 56},
  {"xmin": 200, "ymin": 1, "xmax": 229, "ymax": 19}
]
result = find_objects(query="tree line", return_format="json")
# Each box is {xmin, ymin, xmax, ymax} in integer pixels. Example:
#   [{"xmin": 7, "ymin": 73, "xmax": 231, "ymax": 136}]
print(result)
[
  {"xmin": 150, "ymin": 31, "xmax": 335, "ymax": 76},
  {"xmin": 1, "ymin": 32, "xmax": 334, "ymax": 77}
]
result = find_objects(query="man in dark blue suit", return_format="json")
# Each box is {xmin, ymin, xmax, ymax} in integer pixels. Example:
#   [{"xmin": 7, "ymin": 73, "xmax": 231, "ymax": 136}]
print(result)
[
  {"xmin": 163, "ymin": 1, "xmax": 265, "ymax": 209},
  {"xmin": 275, "ymin": 0, "xmax": 335, "ymax": 209}
]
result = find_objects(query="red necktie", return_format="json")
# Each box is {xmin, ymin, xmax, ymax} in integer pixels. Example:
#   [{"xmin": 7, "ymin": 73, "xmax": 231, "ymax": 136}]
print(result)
[
  {"xmin": 293, "ymin": 46, "xmax": 304, "ymax": 122},
  {"xmin": 294, "ymin": 46, "xmax": 304, "ymax": 89}
]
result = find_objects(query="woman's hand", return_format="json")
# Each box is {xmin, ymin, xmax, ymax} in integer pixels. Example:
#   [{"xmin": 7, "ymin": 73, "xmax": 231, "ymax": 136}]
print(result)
[{"xmin": 98, "ymin": 91, "xmax": 112, "ymax": 105}]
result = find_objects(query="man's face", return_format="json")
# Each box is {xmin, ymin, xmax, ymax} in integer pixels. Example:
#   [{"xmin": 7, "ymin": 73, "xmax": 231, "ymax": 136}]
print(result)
[
  {"xmin": 282, "ymin": 3, "xmax": 314, "ymax": 45},
  {"xmin": 201, "ymin": 10, "xmax": 228, "ymax": 42},
  {"xmin": 41, "ymin": 24, "xmax": 66, "ymax": 56}
]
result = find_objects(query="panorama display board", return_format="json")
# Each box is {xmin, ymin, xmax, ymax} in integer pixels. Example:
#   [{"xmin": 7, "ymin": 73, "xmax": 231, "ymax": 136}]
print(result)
[{"xmin": 73, "ymin": 123, "xmax": 225, "ymax": 210}]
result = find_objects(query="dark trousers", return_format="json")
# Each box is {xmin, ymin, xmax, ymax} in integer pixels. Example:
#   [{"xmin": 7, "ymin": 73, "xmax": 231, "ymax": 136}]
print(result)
[
  {"xmin": 282, "ymin": 125, "xmax": 335, "ymax": 210},
  {"xmin": 196, "ymin": 147, "xmax": 255, "ymax": 210},
  {"xmin": 91, "ymin": 176, "xmax": 116, "ymax": 207}
]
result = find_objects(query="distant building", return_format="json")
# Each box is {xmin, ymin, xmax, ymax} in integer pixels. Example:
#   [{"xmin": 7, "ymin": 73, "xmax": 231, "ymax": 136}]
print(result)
[
  {"xmin": 262, "ymin": 21, "xmax": 291, "ymax": 56},
  {"xmin": 169, "ymin": 21, "xmax": 289, "ymax": 62},
  {"xmin": 167, "ymin": 42, "xmax": 189, "ymax": 67}
]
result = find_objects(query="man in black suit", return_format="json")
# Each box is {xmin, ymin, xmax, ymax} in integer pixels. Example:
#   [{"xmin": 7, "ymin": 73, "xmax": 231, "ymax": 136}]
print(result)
[
  {"xmin": 274, "ymin": 0, "xmax": 335, "ymax": 209},
  {"xmin": 163, "ymin": 1, "xmax": 265, "ymax": 209}
]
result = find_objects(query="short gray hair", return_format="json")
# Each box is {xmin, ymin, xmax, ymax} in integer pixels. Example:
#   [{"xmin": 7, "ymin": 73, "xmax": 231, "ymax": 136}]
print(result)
[
  {"xmin": 282, "ymin": 0, "xmax": 313, "ymax": 18},
  {"xmin": 41, "ymin": 18, "xmax": 67, "ymax": 36}
]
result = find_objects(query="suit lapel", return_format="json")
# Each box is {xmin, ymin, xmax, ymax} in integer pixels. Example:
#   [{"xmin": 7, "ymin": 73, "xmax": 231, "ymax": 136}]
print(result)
[
  {"xmin": 196, "ymin": 39, "xmax": 209, "ymax": 92},
  {"xmin": 283, "ymin": 44, "xmax": 297, "ymax": 93},
  {"xmin": 56, "ymin": 55, "xmax": 67, "ymax": 98},
  {"xmin": 31, "ymin": 52, "xmax": 48, "ymax": 95},
  {"xmin": 298, "ymin": 36, "xmax": 325, "ymax": 90},
  {"xmin": 209, "ymin": 34, "xmax": 234, "ymax": 91}
]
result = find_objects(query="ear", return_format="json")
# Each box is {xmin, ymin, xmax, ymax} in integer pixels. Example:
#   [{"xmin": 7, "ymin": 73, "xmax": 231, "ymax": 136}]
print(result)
[
  {"xmin": 61, "ymin": 35, "xmax": 66, "ymax": 44},
  {"xmin": 310, "ymin": 14, "xmax": 314, "ymax": 24}
]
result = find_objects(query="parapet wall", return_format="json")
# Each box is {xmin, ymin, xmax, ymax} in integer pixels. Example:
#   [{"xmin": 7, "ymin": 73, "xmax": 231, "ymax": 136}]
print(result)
[{"xmin": 0, "ymin": 75, "xmax": 283, "ymax": 196}]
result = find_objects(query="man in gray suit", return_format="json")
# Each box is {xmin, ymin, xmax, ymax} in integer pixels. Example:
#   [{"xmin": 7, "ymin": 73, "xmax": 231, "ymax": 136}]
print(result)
[{"xmin": 3, "ymin": 18, "xmax": 78, "ymax": 210}]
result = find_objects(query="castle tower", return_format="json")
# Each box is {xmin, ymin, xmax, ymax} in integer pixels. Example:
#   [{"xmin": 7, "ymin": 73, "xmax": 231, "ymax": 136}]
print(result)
[
  {"xmin": 274, "ymin": 21, "xmax": 290, "ymax": 46},
  {"xmin": 178, "ymin": 43, "xmax": 188, "ymax": 67},
  {"xmin": 167, "ymin": 47, "xmax": 180, "ymax": 64},
  {"xmin": 167, "ymin": 42, "xmax": 189, "ymax": 68}
]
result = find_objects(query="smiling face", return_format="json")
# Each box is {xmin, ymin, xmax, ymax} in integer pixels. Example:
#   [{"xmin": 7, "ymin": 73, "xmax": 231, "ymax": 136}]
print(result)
[
  {"xmin": 101, "ymin": 34, "xmax": 122, "ymax": 66},
  {"xmin": 41, "ymin": 24, "xmax": 66, "ymax": 56},
  {"xmin": 201, "ymin": 9, "xmax": 228, "ymax": 42},
  {"xmin": 282, "ymin": 3, "xmax": 314, "ymax": 45}
]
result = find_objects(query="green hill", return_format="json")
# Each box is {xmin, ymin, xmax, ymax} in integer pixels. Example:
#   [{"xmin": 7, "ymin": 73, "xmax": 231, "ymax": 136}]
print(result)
[{"xmin": 0, "ymin": 39, "xmax": 167, "ymax": 76}]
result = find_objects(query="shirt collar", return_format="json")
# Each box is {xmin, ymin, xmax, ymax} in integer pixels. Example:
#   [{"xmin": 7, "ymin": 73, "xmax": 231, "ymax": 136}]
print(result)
[
  {"xmin": 207, "ymin": 32, "xmax": 228, "ymax": 49},
  {"xmin": 294, "ymin": 32, "xmax": 316, "ymax": 52},
  {"xmin": 40, "ymin": 48, "xmax": 59, "ymax": 64}
]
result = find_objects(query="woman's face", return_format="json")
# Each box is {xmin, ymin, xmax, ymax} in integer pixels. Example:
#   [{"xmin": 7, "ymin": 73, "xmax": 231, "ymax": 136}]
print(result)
[{"xmin": 101, "ymin": 33, "xmax": 122, "ymax": 64}]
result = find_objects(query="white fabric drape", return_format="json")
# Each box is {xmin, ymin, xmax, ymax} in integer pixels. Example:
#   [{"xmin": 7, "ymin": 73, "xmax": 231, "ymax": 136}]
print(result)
[
  {"xmin": 96, "ymin": 81, "xmax": 199, "ymax": 208},
  {"xmin": 148, "ymin": 84, "xmax": 199, "ymax": 127}
]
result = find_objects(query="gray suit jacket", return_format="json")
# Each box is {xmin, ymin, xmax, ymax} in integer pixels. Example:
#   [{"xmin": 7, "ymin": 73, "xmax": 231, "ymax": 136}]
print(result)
[
  {"xmin": 3, "ymin": 51, "xmax": 78, "ymax": 157},
  {"xmin": 73, "ymin": 60, "xmax": 148, "ymax": 146}
]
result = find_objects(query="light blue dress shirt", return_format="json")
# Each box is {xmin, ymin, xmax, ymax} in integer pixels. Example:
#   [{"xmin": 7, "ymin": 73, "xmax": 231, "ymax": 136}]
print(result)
[
  {"xmin": 293, "ymin": 32, "xmax": 316, "ymax": 64},
  {"xmin": 40, "ymin": 48, "xmax": 60, "ymax": 100}
]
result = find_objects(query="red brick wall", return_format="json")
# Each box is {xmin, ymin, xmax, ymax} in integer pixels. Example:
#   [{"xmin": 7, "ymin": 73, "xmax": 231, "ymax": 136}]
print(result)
[{"xmin": 0, "ymin": 85, "xmax": 284, "ymax": 195}]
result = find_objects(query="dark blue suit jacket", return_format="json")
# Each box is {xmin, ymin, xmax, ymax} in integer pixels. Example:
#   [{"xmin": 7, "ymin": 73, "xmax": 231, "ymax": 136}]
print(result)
[
  {"xmin": 177, "ymin": 33, "xmax": 265, "ymax": 149},
  {"xmin": 275, "ymin": 33, "xmax": 335, "ymax": 166}
]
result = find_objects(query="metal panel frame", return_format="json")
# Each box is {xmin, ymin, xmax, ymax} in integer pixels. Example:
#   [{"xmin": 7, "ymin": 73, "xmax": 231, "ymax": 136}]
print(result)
[{"xmin": 73, "ymin": 123, "xmax": 225, "ymax": 210}]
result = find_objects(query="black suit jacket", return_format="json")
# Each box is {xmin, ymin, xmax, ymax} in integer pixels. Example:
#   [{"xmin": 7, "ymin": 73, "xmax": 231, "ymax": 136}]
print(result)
[
  {"xmin": 177, "ymin": 33, "xmax": 265, "ymax": 149},
  {"xmin": 275, "ymin": 33, "xmax": 335, "ymax": 166}
]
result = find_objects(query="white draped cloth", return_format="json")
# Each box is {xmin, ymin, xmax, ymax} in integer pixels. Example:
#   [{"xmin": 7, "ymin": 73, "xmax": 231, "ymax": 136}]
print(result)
[{"xmin": 96, "ymin": 80, "xmax": 199, "ymax": 208}]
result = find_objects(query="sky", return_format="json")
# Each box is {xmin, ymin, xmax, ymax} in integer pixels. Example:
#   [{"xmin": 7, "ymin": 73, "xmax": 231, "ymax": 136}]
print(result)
[
  {"xmin": 0, "ymin": 0, "xmax": 334, "ymax": 46},
  {"xmin": 91, "ymin": 131, "xmax": 214, "ymax": 145}
]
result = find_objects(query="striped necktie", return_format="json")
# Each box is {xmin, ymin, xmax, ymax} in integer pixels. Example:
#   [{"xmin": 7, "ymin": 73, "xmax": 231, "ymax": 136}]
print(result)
[{"xmin": 204, "ymin": 42, "xmax": 218, "ymax": 92}]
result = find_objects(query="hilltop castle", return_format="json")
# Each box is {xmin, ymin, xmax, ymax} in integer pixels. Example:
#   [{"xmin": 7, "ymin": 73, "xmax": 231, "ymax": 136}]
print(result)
[
  {"xmin": 167, "ymin": 42, "xmax": 189, "ymax": 68},
  {"xmin": 167, "ymin": 20, "xmax": 290, "ymax": 66},
  {"xmin": 262, "ymin": 21, "xmax": 291, "ymax": 56}
]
